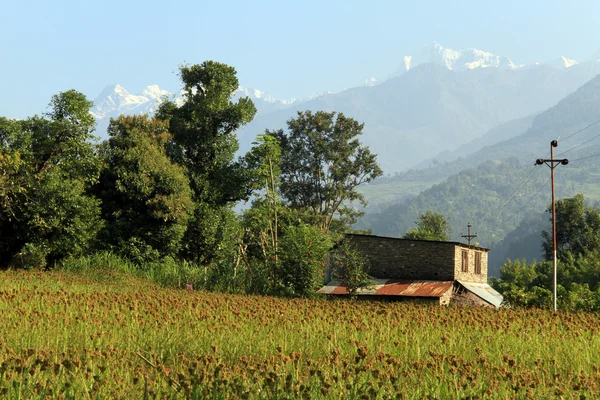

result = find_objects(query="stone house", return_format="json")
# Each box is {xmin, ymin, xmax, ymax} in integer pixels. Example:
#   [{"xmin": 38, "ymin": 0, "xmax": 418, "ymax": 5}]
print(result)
[{"xmin": 318, "ymin": 234, "xmax": 503, "ymax": 307}]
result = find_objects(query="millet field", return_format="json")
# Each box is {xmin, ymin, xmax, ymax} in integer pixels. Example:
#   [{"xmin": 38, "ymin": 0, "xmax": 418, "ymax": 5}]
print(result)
[{"xmin": 2, "ymin": 270, "xmax": 600, "ymax": 399}]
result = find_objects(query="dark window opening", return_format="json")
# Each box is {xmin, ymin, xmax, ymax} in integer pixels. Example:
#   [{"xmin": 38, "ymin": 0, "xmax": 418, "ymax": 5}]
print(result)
[
  {"xmin": 475, "ymin": 252, "xmax": 482, "ymax": 275},
  {"xmin": 461, "ymin": 250, "xmax": 468, "ymax": 273}
]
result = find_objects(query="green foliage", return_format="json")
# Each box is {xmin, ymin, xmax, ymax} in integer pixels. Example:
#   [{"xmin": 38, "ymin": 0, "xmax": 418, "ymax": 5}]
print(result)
[
  {"xmin": 331, "ymin": 240, "xmax": 374, "ymax": 296},
  {"xmin": 97, "ymin": 115, "xmax": 193, "ymax": 261},
  {"xmin": 0, "ymin": 91, "xmax": 102, "ymax": 269},
  {"xmin": 542, "ymin": 194, "xmax": 600, "ymax": 261},
  {"xmin": 180, "ymin": 203, "xmax": 243, "ymax": 268},
  {"xmin": 403, "ymin": 211, "xmax": 451, "ymax": 241},
  {"xmin": 278, "ymin": 224, "xmax": 334, "ymax": 297},
  {"xmin": 157, "ymin": 61, "xmax": 256, "ymax": 204},
  {"xmin": 493, "ymin": 195, "xmax": 600, "ymax": 311},
  {"xmin": 270, "ymin": 111, "xmax": 382, "ymax": 233}
]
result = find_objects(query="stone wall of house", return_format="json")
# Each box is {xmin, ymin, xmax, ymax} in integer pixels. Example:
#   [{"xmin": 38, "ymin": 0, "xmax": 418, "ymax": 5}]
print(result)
[
  {"xmin": 347, "ymin": 235, "xmax": 456, "ymax": 281},
  {"xmin": 453, "ymin": 246, "xmax": 488, "ymax": 283}
]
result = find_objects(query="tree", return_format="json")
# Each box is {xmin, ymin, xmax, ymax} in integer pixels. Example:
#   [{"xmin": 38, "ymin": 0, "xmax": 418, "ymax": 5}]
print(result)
[
  {"xmin": 241, "ymin": 134, "xmax": 283, "ymax": 291},
  {"xmin": 96, "ymin": 115, "xmax": 193, "ymax": 262},
  {"xmin": 156, "ymin": 61, "xmax": 256, "ymax": 204},
  {"xmin": 269, "ymin": 111, "xmax": 382, "ymax": 233},
  {"xmin": 0, "ymin": 90, "xmax": 102, "ymax": 268},
  {"xmin": 403, "ymin": 211, "xmax": 451, "ymax": 241},
  {"xmin": 156, "ymin": 62, "xmax": 256, "ymax": 268},
  {"xmin": 542, "ymin": 194, "xmax": 600, "ymax": 261}
]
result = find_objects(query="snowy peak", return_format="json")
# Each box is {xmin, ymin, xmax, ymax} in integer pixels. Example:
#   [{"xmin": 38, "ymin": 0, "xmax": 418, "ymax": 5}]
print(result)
[
  {"xmin": 91, "ymin": 83, "xmax": 167, "ymax": 120},
  {"xmin": 400, "ymin": 42, "xmax": 517, "ymax": 73},
  {"xmin": 546, "ymin": 56, "xmax": 578, "ymax": 69},
  {"xmin": 234, "ymin": 86, "xmax": 298, "ymax": 106},
  {"xmin": 392, "ymin": 42, "xmax": 586, "ymax": 77},
  {"xmin": 364, "ymin": 77, "xmax": 377, "ymax": 87}
]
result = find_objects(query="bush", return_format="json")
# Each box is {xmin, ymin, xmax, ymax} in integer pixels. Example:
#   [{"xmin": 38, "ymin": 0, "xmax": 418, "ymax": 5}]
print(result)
[
  {"xmin": 278, "ymin": 224, "xmax": 333, "ymax": 297},
  {"xmin": 331, "ymin": 240, "xmax": 374, "ymax": 296}
]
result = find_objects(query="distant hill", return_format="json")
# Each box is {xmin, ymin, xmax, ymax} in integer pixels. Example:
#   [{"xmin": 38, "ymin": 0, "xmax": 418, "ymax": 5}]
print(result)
[
  {"xmin": 238, "ymin": 62, "xmax": 600, "ymax": 173},
  {"xmin": 358, "ymin": 73, "xmax": 600, "ymax": 275}
]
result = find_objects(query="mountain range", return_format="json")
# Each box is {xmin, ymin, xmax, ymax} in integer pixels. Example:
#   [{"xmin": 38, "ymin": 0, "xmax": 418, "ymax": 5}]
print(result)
[{"xmin": 90, "ymin": 42, "xmax": 600, "ymax": 172}]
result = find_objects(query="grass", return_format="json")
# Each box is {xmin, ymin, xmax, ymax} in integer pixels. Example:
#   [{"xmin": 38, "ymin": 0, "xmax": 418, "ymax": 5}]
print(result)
[{"xmin": 1, "ymin": 270, "xmax": 600, "ymax": 398}]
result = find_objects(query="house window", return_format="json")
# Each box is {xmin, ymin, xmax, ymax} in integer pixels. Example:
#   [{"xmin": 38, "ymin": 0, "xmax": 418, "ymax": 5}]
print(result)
[
  {"xmin": 475, "ymin": 252, "xmax": 482, "ymax": 274},
  {"xmin": 461, "ymin": 250, "xmax": 468, "ymax": 272}
]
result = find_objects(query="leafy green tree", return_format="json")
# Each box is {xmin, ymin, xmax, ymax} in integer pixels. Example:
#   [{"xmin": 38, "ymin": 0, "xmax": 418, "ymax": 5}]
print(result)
[
  {"xmin": 244, "ymin": 135, "xmax": 282, "ymax": 259},
  {"xmin": 403, "ymin": 211, "xmax": 451, "ymax": 241},
  {"xmin": 542, "ymin": 194, "xmax": 600, "ymax": 261},
  {"xmin": 269, "ymin": 111, "xmax": 382, "ymax": 233},
  {"xmin": 0, "ymin": 90, "xmax": 102, "ymax": 268},
  {"xmin": 156, "ymin": 62, "xmax": 256, "ymax": 267},
  {"xmin": 96, "ymin": 115, "xmax": 193, "ymax": 262},
  {"xmin": 157, "ymin": 61, "xmax": 256, "ymax": 204}
]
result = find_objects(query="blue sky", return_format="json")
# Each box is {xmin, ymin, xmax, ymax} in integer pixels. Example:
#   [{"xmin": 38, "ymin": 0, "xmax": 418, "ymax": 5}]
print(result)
[{"xmin": 2, "ymin": 0, "xmax": 600, "ymax": 118}]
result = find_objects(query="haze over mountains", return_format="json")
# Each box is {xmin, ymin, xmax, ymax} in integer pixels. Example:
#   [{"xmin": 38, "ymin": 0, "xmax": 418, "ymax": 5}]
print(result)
[
  {"xmin": 91, "ymin": 42, "xmax": 600, "ymax": 173},
  {"xmin": 362, "ymin": 73, "xmax": 600, "ymax": 275}
]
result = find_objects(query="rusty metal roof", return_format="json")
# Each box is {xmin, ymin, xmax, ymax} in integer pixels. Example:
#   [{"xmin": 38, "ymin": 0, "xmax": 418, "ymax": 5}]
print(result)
[
  {"xmin": 457, "ymin": 281, "xmax": 504, "ymax": 307},
  {"xmin": 317, "ymin": 279, "xmax": 453, "ymax": 297}
]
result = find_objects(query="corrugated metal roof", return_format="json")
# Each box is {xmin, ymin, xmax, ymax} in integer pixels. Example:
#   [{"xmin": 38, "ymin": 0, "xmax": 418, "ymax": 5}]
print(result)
[
  {"xmin": 317, "ymin": 279, "xmax": 453, "ymax": 297},
  {"xmin": 457, "ymin": 281, "xmax": 504, "ymax": 308}
]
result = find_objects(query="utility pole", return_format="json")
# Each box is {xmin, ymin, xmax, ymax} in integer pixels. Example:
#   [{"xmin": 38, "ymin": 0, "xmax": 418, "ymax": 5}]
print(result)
[
  {"xmin": 461, "ymin": 223, "xmax": 478, "ymax": 246},
  {"xmin": 536, "ymin": 140, "xmax": 568, "ymax": 312}
]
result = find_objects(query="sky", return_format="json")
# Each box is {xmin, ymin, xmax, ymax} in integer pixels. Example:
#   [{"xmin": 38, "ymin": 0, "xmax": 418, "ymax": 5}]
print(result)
[{"xmin": 2, "ymin": 0, "xmax": 600, "ymax": 119}]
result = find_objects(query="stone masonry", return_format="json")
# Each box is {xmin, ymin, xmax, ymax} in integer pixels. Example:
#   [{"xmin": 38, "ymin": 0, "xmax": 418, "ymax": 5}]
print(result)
[{"xmin": 346, "ymin": 234, "xmax": 489, "ymax": 283}]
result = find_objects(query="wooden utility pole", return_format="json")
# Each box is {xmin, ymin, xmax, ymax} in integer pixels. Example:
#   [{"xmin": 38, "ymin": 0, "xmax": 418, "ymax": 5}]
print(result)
[
  {"xmin": 536, "ymin": 140, "xmax": 568, "ymax": 312},
  {"xmin": 461, "ymin": 223, "xmax": 478, "ymax": 246}
]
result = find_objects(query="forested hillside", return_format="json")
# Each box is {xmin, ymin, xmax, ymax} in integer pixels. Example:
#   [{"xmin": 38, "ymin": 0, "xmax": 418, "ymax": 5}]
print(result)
[{"xmin": 360, "ymin": 73, "xmax": 600, "ymax": 275}]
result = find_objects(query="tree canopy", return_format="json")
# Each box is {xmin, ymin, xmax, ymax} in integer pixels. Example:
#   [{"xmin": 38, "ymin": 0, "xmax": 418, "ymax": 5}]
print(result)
[
  {"xmin": 269, "ymin": 111, "xmax": 382, "ymax": 233},
  {"xmin": 403, "ymin": 211, "xmax": 451, "ymax": 241}
]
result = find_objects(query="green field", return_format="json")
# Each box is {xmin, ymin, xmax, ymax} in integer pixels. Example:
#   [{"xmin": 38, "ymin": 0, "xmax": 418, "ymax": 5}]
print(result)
[{"xmin": 2, "ymin": 270, "xmax": 600, "ymax": 399}]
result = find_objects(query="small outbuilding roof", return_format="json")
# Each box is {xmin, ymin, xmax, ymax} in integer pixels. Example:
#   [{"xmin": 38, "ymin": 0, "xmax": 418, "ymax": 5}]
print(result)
[
  {"xmin": 457, "ymin": 281, "xmax": 504, "ymax": 307},
  {"xmin": 317, "ymin": 279, "xmax": 454, "ymax": 297}
]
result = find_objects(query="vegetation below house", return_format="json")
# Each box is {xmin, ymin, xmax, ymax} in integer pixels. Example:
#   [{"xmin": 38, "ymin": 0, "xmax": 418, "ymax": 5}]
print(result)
[{"xmin": 2, "ymin": 270, "xmax": 600, "ymax": 398}]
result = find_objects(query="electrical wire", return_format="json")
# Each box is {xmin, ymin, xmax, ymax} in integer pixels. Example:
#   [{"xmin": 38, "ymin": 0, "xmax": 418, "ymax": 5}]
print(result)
[
  {"xmin": 498, "ymin": 176, "xmax": 551, "ymax": 226},
  {"xmin": 556, "ymin": 129, "xmax": 600, "ymax": 157},
  {"xmin": 558, "ymin": 118, "xmax": 600, "ymax": 143},
  {"xmin": 493, "ymin": 165, "xmax": 540, "ymax": 215},
  {"xmin": 569, "ymin": 153, "xmax": 600, "ymax": 162}
]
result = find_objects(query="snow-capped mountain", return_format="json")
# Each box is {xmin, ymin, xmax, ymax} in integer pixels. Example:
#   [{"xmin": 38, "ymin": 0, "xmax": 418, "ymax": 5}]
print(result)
[
  {"xmin": 391, "ymin": 42, "xmax": 581, "ymax": 77},
  {"xmin": 234, "ymin": 86, "xmax": 298, "ymax": 107},
  {"xmin": 91, "ymin": 84, "xmax": 170, "ymax": 121},
  {"xmin": 396, "ymin": 42, "xmax": 517, "ymax": 74},
  {"xmin": 545, "ymin": 56, "xmax": 578, "ymax": 69},
  {"xmin": 90, "ymin": 83, "xmax": 303, "ymax": 138},
  {"xmin": 364, "ymin": 77, "xmax": 377, "ymax": 86}
]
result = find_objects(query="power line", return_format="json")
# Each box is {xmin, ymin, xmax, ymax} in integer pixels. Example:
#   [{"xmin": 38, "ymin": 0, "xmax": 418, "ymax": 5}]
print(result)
[
  {"xmin": 556, "ymin": 130, "xmax": 600, "ymax": 157},
  {"xmin": 498, "ymin": 176, "xmax": 551, "ymax": 226},
  {"xmin": 493, "ymin": 165, "xmax": 540, "ymax": 215},
  {"xmin": 569, "ymin": 152, "xmax": 600, "ymax": 162},
  {"xmin": 559, "ymin": 118, "xmax": 600, "ymax": 143}
]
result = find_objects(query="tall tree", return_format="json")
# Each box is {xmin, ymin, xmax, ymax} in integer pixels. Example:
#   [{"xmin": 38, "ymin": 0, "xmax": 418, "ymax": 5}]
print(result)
[
  {"xmin": 269, "ymin": 111, "xmax": 382, "ymax": 233},
  {"xmin": 156, "ymin": 61, "xmax": 256, "ymax": 266},
  {"xmin": 156, "ymin": 61, "xmax": 256, "ymax": 204},
  {"xmin": 97, "ymin": 115, "xmax": 193, "ymax": 262}
]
